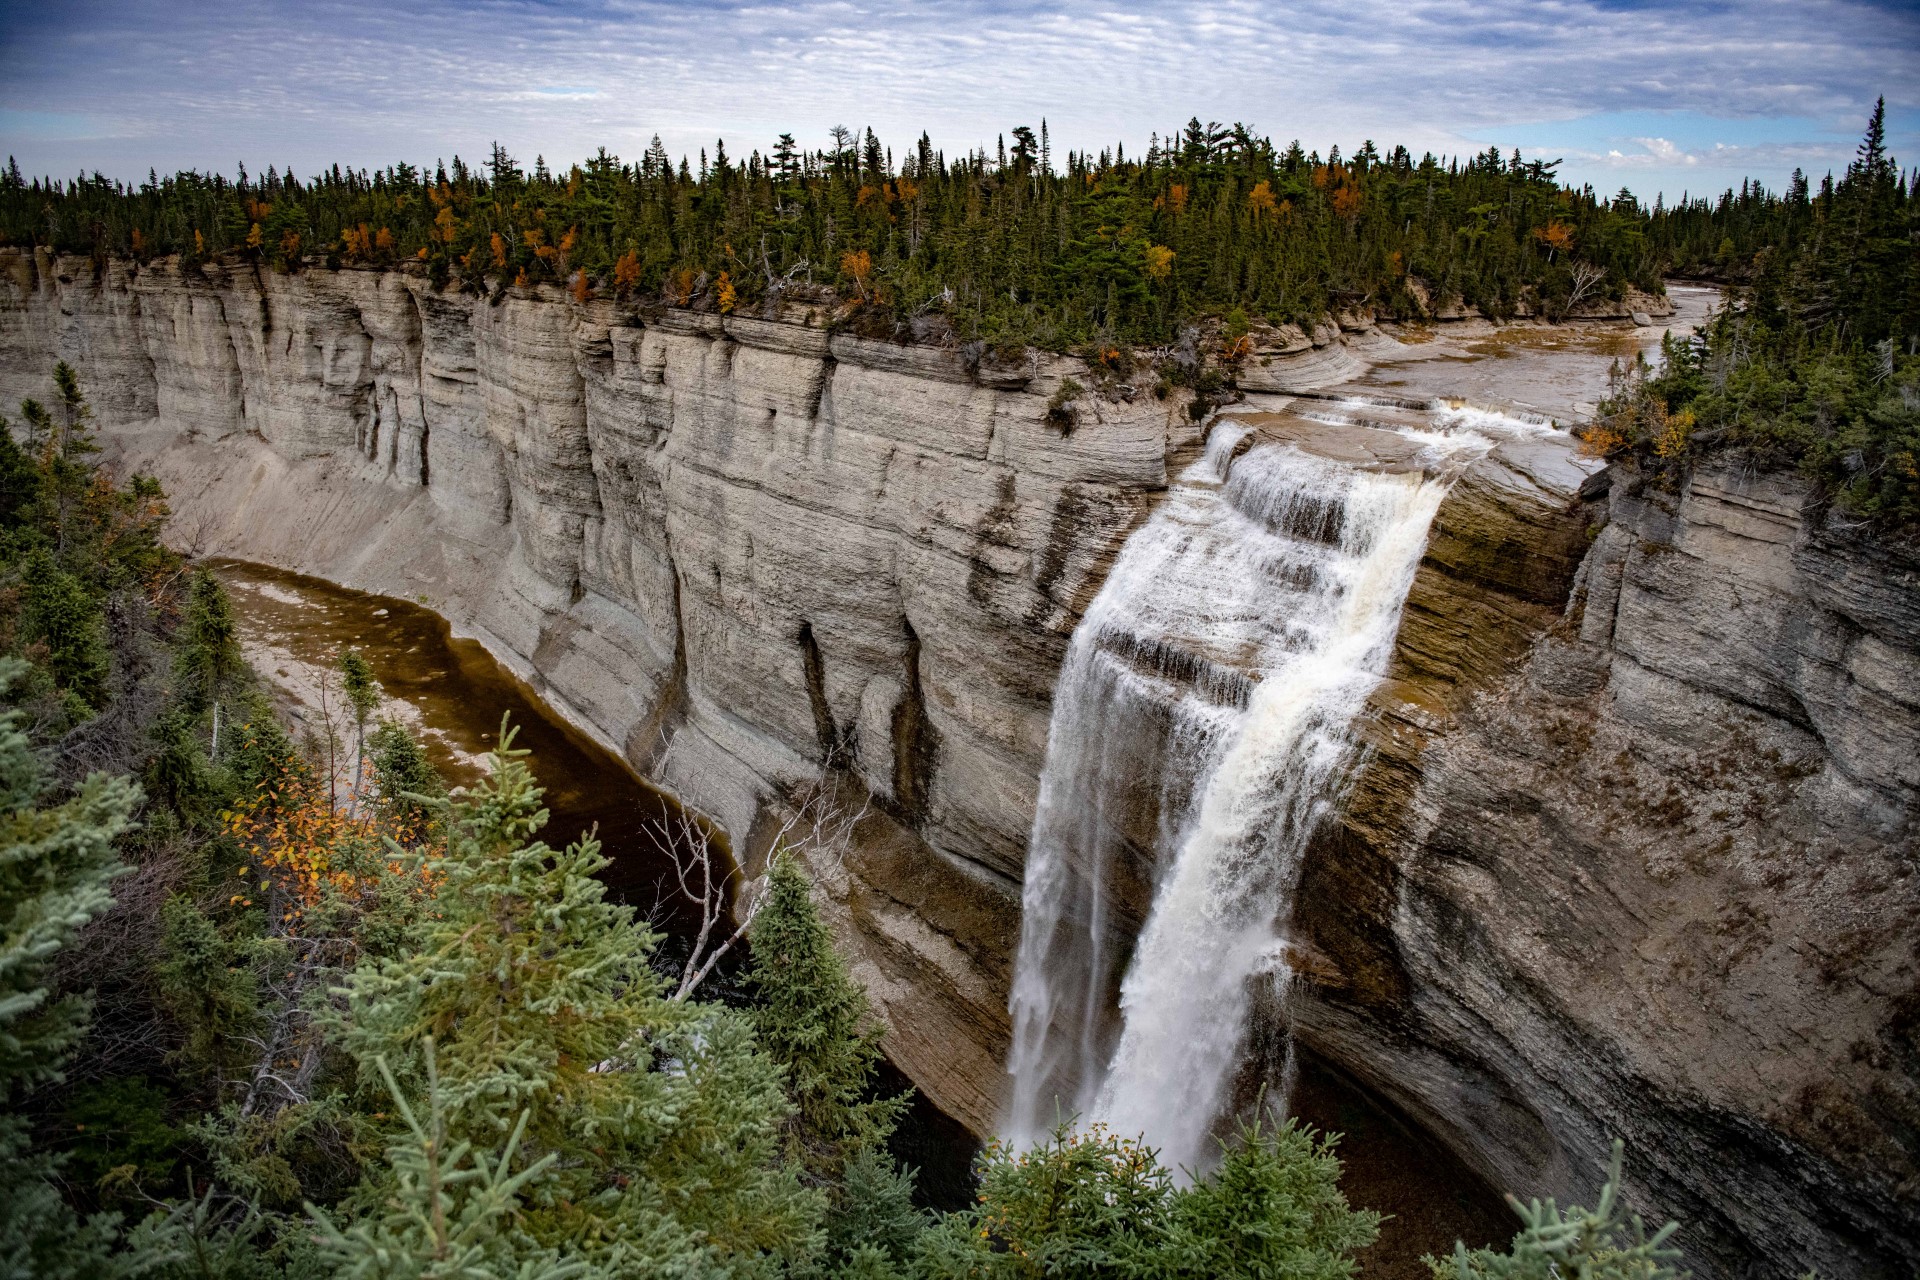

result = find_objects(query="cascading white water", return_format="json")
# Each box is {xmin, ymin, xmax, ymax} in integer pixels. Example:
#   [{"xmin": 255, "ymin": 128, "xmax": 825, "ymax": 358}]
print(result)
[{"xmin": 1005, "ymin": 403, "xmax": 1516, "ymax": 1172}]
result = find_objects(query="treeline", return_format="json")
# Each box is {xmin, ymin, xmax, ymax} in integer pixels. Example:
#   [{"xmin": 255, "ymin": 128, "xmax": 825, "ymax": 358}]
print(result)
[
  {"xmin": 1, "ymin": 119, "xmax": 1673, "ymax": 348},
  {"xmin": 0, "ymin": 367, "xmax": 1688, "ymax": 1276},
  {"xmin": 1589, "ymin": 102, "xmax": 1919, "ymax": 528}
]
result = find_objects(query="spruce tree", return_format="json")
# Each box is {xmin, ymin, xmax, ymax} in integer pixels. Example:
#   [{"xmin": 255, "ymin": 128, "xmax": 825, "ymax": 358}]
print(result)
[
  {"xmin": 329, "ymin": 719, "xmax": 820, "ymax": 1274},
  {"xmin": 18, "ymin": 548, "xmax": 110, "ymax": 711},
  {"xmin": 0, "ymin": 658, "xmax": 141, "ymax": 1278},
  {"xmin": 337, "ymin": 649, "xmax": 377, "ymax": 796},
  {"xmin": 746, "ymin": 850, "xmax": 908, "ymax": 1179},
  {"xmin": 177, "ymin": 569, "xmax": 245, "ymax": 756}
]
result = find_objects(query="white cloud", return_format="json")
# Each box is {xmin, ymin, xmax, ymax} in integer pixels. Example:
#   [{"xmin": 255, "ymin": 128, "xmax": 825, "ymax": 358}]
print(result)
[{"xmin": 0, "ymin": 0, "xmax": 1912, "ymax": 201}]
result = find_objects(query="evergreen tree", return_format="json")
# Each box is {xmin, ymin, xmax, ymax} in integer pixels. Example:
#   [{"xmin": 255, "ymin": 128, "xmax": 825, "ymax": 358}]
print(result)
[
  {"xmin": 746, "ymin": 851, "xmax": 908, "ymax": 1180},
  {"xmin": 1433, "ymin": 1141, "xmax": 1681, "ymax": 1280},
  {"xmin": 176, "ymin": 570, "xmax": 245, "ymax": 756},
  {"xmin": 337, "ymin": 649, "xmax": 377, "ymax": 796},
  {"xmin": 365, "ymin": 718, "xmax": 444, "ymax": 826},
  {"xmin": 19, "ymin": 548, "xmax": 110, "ymax": 710},
  {"xmin": 329, "ymin": 719, "xmax": 821, "ymax": 1275},
  {"xmin": 0, "ymin": 658, "xmax": 141, "ymax": 1279}
]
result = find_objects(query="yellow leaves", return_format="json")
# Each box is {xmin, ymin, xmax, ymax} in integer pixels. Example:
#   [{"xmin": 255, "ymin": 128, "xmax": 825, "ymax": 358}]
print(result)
[
  {"xmin": 490, "ymin": 232, "xmax": 508, "ymax": 268},
  {"xmin": 715, "ymin": 270, "xmax": 736, "ymax": 313},
  {"xmin": 193, "ymin": 228, "xmax": 206, "ymax": 255},
  {"xmin": 434, "ymin": 204, "xmax": 457, "ymax": 244},
  {"xmin": 279, "ymin": 229, "xmax": 302, "ymax": 261},
  {"xmin": 1166, "ymin": 182, "xmax": 1188, "ymax": 215},
  {"xmin": 1653, "ymin": 407, "xmax": 1695, "ymax": 459},
  {"xmin": 1144, "ymin": 244, "xmax": 1175, "ymax": 281},
  {"xmin": 342, "ymin": 224, "xmax": 373, "ymax": 260},
  {"xmin": 1533, "ymin": 219, "xmax": 1575, "ymax": 254},
  {"xmin": 1247, "ymin": 180, "xmax": 1277, "ymax": 215},
  {"xmin": 246, "ymin": 222, "xmax": 263, "ymax": 251},
  {"xmin": 1331, "ymin": 184, "xmax": 1364, "ymax": 221},
  {"xmin": 840, "ymin": 249, "xmax": 873, "ymax": 300},
  {"xmin": 1577, "ymin": 424, "xmax": 1628, "ymax": 458},
  {"xmin": 374, "ymin": 226, "xmax": 395, "ymax": 254}
]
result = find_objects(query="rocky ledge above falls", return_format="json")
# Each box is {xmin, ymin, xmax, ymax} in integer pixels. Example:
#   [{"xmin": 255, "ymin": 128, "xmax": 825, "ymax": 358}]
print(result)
[{"xmin": 3, "ymin": 250, "xmax": 1912, "ymax": 1276}]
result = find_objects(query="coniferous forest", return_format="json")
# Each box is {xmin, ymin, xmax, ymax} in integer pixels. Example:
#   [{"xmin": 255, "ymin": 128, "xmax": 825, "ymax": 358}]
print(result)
[{"xmin": 2, "ymin": 109, "xmax": 1912, "ymax": 525}]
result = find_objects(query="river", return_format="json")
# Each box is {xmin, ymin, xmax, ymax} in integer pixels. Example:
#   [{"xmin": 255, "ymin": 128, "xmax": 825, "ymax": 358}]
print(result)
[{"xmin": 210, "ymin": 557, "xmax": 983, "ymax": 1208}]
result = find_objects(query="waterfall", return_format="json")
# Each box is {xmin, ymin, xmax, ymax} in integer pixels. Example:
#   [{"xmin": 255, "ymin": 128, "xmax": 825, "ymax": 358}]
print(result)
[{"xmin": 1005, "ymin": 404, "xmax": 1513, "ymax": 1172}]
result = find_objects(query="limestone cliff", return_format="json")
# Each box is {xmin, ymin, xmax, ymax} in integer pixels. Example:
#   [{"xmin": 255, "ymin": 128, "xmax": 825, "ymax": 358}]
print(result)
[{"xmin": 2, "ymin": 249, "xmax": 1912, "ymax": 1277}]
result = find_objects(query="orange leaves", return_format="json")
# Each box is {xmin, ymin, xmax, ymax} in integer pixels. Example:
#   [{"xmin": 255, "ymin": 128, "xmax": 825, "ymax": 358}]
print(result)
[
  {"xmin": 1331, "ymin": 184, "xmax": 1364, "ymax": 222},
  {"xmin": 224, "ymin": 756, "xmax": 439, "ymax": 936},
  {"xmin": 1577, "ymin": 423, "xmax": 1628, "ymax": 458},
  {"xmin": 612, "ymin": 250, "xmax": 642, "ymax": 297},
  {"xmin": 490, "ymin": 232, "xmax": 508, "ymax": 269},
  {"xmin": 1652, "ymin": 407, "xmax": 1694, "ymax": 459},
  {"xmin": 246, "ymin": 223, "xmax": 263, "ymax": 251},
  {"xmin": 665, "ymin": 267, "xmax": 699, "ymax": 306},
  {"xmin": 130, "ymin": 228, "xmax": 147, "ymax": 256},
  {"xmin": 279, "ymin": 229, "xmax": 302, "ymax": 261},
  {"xmin": 839, "ymin": 249, "xmax": 873, "ymax": 298},
  {"xmin": 1533, "ymin": 219, "xmax": 1575, "ymax": 255},
  {"xmin": 374, "ymin": 226, "xmax": 395, "ymax": 254},
  {"xmin": 558, "ymin": 225, "xmax": 579, "ymax": 256},
  {"xmin": 245, "ymin": 197, "xmax": 274, "ymax": 224},
  {"xmin": 434, "ymin": 204, "xmax": 457, "ymax": 244},
  {"xmin": 715, "ymin": 270, "xmax": 736, "ymax": 314},
  {"xmin": 342, "ymin": 224, "xmax": 373, "ymax": 260},
  {"xmin": 193, "ymin": 229, "xmax": 206, "ymax": 256},
  {"xmin": 1165, "ymin": 182, "xmax": 1188, "ymax": 215},
  {"xmin": 1247, "ymin": 180, "xmax": 1277, "ymax": 216},
  {"xmin": 570, "ymin": 270, "xmax": 593, "ymax": 304}
]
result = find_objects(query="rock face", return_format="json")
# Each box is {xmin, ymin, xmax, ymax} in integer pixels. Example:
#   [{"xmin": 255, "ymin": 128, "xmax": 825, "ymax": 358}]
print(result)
[
  {"xmin": 1294, "ymin": 459, "xmax": 1920, "ymax": 1279},
  {"xmin": 2, "ymin": 249, "xmax": 1912, "ymax": 1277}
]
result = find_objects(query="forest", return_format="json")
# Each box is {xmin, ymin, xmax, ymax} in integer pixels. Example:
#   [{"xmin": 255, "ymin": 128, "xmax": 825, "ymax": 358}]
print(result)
[
  {"xmin": 0, "ymin": 367, "xmax": 1686, "ymax": 1276},
  {"xmin": 2, "ymin": 118, "xmax": 1681, "ymax": 348},
  {"xmin": 1587, "ymin": 102, "xmax": 1918, "ymax": 527},
  {"xmin": 1, "ymin": 108, "xmax": 1911, "ymax": 526}
]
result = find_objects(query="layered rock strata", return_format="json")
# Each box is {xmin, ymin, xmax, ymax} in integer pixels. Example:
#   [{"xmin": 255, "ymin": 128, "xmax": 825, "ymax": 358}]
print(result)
[{"xmin": 2, "ymin": 249, "xmax": 1911, "ymax": 1276}]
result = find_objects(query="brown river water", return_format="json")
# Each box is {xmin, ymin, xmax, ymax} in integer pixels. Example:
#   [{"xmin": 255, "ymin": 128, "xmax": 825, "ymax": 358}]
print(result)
[{"xmin": 207, "ymin": 294, "xmax": 1721, "ymax": 1270}]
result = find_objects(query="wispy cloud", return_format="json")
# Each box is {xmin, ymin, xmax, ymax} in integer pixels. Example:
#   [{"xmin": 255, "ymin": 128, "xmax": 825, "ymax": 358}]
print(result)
[{"xmin": 0, "ymin": 0, "xmax": 1913, "ymax": 200}]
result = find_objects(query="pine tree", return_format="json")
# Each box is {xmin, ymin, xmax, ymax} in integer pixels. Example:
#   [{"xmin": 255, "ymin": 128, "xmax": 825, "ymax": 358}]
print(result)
[
  {"xmin": 1433, "ymin": 1141, "xmax": 1681, "ymax": 1280},
  {"xmin": 0, "ymin": 657, "xmax": 141, "ymax": 1278},
  {"xmin": 746, "ymin": 851, "xmax": 908, "ymax": 1180},
  {"xmin": 337, "ymin": 649, "xmax": 377, "ymax": 797},
  {"xmin": 177, "ymin": 569, "xmax": 245, "ymax": 756},
  {"xmin": 366, "ymin": 718, "xmax": 443, "ymax": 826},
  {"xmin": 19, "ymin": 548, "xmax": 110, "ymax": 711},
  {"xmin": 329, "ymin": 719, "xmax": 820, "ymax": 1274}
]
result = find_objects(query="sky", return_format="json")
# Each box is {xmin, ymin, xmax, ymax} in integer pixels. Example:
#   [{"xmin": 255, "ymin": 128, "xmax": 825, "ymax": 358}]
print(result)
[{"xmin": 1, "ymin": 0, "xmax": 1915, "ymax": 204}]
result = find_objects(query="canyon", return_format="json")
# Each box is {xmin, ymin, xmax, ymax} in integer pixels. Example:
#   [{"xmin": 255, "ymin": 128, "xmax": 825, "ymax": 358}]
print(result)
[{"xmin": 1, "ymin": 248, "xmax": 1914, "ymax": 1278}]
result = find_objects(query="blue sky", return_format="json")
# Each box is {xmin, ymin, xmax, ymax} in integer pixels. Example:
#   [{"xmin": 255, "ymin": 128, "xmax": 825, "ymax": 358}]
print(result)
[{"xmin": 1, "ymin": 0, "xmax": 1914, "ymax": 202}]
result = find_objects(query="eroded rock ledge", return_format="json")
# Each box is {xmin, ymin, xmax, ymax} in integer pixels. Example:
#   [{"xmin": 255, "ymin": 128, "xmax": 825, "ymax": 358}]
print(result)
[{"xmin": 2, "ymin": 250, "xmax": 1912, "ymax": 1277}]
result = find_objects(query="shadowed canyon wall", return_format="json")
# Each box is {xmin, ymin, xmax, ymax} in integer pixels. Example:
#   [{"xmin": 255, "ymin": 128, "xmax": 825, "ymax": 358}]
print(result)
[{"xmin": 2, "ymin": 249, "xmax": 1913, "ymax": 1277}]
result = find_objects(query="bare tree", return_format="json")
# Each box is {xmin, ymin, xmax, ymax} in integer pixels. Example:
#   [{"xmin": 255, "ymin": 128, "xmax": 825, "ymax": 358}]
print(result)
[
  {"xmin": 654, "ymin": 773, "xmax": 870, "ymax": 1003},
  {"xmin": 1556, "ymin": 261, "xmax": 1607, "ymax": 321}
]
